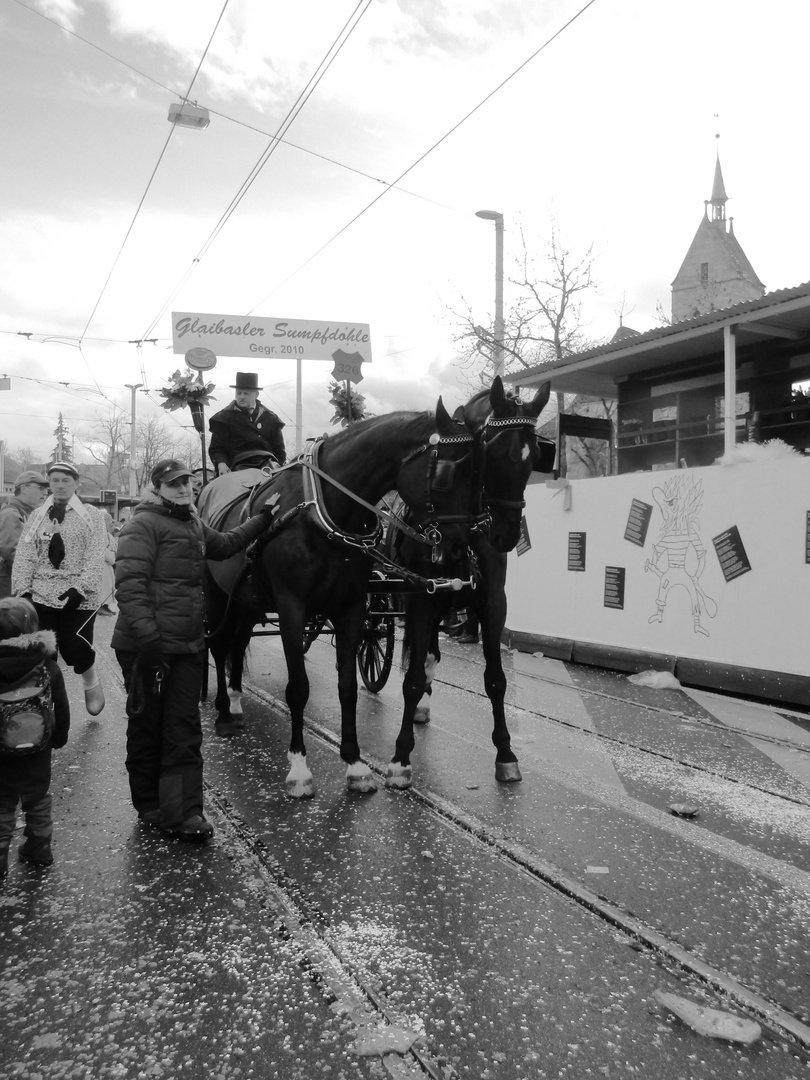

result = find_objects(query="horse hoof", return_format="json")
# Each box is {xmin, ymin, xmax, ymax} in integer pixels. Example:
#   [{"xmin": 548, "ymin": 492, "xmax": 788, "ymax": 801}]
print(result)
[
  {"xmin": 346, "ymin": 763, "xmax": 377, "ymax": 794},
  {"xmin": 385, "ymin": 764, "xmax": 412, "ymax": 790},
  {"xmin": 414, "ymin": 706, "xmax": 431, "ymax": 725},
  {"xmin": 286, "ymin": 778, "xmax": 316, "ymax": 799},
  {"xmin": 495, "ymin": 762, "xmax": 522, "ymax": 783},
  {"xmin": 215, "ymin": 720, "xmax": 240, "ymax": 739}
]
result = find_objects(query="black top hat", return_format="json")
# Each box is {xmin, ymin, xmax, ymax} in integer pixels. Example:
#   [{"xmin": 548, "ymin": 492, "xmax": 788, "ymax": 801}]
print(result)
[{"xmin": 230, "ymin": 372, "xmax": 260, "ymax": 391}]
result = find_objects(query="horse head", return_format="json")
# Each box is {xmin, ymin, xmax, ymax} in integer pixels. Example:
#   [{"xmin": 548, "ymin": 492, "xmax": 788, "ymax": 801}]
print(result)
[
  {"xmin": 460, "ymin": 376, "xmax": 551, "ymax": 552},
  {"xmin": 395, "ymin": 396, "xmax": 484, "ymax": 571}
]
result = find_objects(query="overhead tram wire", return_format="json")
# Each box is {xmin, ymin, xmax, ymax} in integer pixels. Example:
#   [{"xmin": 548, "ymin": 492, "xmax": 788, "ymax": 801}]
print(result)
[
  {"xmin": 13, "ymin": 0, "xmax": 457, "ymax": 217},
  {"xmin": 76, "ymin": 0, "xmax": 233, "ymax": 380},
  {"xmin": 247, "ymin": 0, "xmax": 600, "ymax": 314},
  {"xmin": 137, "ymin": 0, "xmax": 374, "ymax": 346}
]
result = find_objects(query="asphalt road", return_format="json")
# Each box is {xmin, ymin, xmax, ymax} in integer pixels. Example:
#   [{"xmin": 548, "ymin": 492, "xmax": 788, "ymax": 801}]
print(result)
[{"xmin": 1, "ymin": 617, "xmax": 808, "ymax": 1080}]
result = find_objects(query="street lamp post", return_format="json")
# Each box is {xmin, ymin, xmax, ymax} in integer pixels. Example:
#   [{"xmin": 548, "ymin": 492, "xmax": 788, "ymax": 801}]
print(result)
[
  {"xmin": 475, "ymin": 210, "xmax": 505, "ymax": 379},
  {"xmin": 124, "ymin": 383, "xmax": 142, "ymax": 500}
]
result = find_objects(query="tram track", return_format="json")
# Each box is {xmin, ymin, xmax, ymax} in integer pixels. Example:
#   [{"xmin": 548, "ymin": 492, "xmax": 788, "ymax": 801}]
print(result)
[
  {"xmin": 431, "ymin": 657, "xmax": 810, "ymax": 809},
  {"xmin": 231, "ymin": 680, "xmax": 810, "ymax": 1057}
]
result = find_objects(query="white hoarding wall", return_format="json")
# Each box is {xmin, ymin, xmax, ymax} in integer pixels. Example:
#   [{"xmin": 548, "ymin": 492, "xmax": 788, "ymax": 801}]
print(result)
[{"xmin": 506, "ymin": 457, "xmax": 810, "ymax": 680}]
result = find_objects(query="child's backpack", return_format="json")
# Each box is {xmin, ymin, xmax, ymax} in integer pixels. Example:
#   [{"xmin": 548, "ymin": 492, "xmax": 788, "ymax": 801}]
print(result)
[{"xmin": 0, "ymin": 662, "xmax": 55, "ymax": 755}]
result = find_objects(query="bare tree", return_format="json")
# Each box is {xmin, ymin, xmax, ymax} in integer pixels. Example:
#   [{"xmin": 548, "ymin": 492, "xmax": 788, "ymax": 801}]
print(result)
[
  {"xmin": 6, "ymin": 446, "xmax": 42, "ymax": 470},
  {"xmin": 76, "ymin": 410, "xmax": 129, "ymax": 490},
  {"xmin": 451, "ymin": 219, "xmax": 600, "ymax": 384},
  {"xmin": 135, "ymin": 415, "xmax": 188, "ymax": 491}
]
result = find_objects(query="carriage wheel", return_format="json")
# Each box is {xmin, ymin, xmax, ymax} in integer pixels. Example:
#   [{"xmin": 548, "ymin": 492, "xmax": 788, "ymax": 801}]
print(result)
[
  {"xmin": 303, "ymin": 618, "xmax": 326, "ymax": 653},
  {"xmin": 357, "ymin": 590, "xmax": 395, "ymax": 693}
]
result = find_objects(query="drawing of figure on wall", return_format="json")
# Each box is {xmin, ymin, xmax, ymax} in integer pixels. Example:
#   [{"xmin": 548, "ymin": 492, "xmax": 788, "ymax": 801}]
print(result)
[{"xmin": 644, "ymin": 477, "xmax": 717, "ymax": 636}]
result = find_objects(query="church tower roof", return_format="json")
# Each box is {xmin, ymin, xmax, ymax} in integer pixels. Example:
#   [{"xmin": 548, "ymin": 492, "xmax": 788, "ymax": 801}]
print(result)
[{"xmin": 670, "ymin": 144, "xmax": 764, "ymax": 323}]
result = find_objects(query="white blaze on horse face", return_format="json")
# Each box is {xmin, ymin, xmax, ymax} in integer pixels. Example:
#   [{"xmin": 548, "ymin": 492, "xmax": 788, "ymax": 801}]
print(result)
[
  {"xmin": 227, "ymin": 687, "xmax": 243, "ymax": 715},
  {"xmin": 522, "ymin": 444, "xmax": 531, "ymax": 462}
]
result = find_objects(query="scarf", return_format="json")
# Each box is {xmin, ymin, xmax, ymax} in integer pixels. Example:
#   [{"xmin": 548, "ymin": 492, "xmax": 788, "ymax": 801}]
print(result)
[
  {"xmin": 47, "ymin": 504, "xmax": 66, "ymax": 567},
  {"xmin": 22, "ymin": 495, "xmax": 96, "ymax": 566}
]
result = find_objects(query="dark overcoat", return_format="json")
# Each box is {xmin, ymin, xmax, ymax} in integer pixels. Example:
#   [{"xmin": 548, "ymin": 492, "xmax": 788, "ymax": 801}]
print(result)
[{"xmin": 208, "ymin": 401, "xmax": 286, "ymax": 469}]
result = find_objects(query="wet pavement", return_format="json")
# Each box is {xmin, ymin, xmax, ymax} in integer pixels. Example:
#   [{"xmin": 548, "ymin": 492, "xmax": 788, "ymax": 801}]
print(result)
[{"xmin": 1, "ymin": 617, "xmax": 809, "ymax": 1079}]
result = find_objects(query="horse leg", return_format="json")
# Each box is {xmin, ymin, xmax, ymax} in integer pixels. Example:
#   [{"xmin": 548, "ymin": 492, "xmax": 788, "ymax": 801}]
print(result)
[
  {"xmin": 414, "ymin": 618, "xmax": 441, "ymax": 724},
  {"xmin": 226, "ymin": 616, "xmax": 255, "ymax": 728},
  {"xmin": 333, "ymin": 601, "xmax": 376, "ymax": 794},
  {"xmin": 387, "ymin": 596, "xmax": 435, "ymax": 789},
  {"xmin": 212, "ymin": 614, "xmax": 254, "ymax": 737},
  {"xmin": 478, "ymin": 571, "xmax": 521, "ymax": 783},
  {"xmin": 277, "ymin": 598, "xmax": 315, "ymax": 798}
]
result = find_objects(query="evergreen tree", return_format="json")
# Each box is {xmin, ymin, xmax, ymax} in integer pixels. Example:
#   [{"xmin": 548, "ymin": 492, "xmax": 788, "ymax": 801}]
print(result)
[{"xmin": 50, "ymin": 413, "xmax": 75, "ymax": 464}]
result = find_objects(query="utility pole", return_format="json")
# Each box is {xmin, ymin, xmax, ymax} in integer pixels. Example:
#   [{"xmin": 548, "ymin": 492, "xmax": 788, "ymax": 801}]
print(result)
[{"xmin": 124, "ymin": 384, "xmax": 143, "ymax": 499}]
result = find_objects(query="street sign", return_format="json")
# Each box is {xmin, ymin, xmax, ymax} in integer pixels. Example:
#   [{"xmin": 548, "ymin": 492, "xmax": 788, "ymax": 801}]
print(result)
[
  {"xmin": 331, "ymin": 349, "xmax": 364, "ymax": 384},
  {"xmin": 172, "ymin": 312, "xmax": 372, "ymax": 363},
  {"xmin": 185, "ymin": 347, "xmax": 217, "ymax": 371}
]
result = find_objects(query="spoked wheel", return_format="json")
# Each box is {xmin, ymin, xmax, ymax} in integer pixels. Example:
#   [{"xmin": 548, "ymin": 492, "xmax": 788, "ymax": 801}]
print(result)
[
  {"xmin": 303, "ymin": 618, "xmax": 326, "ymax": 653},
  {"xmin": 357, "ymin": 589, "xmax": 395, "ymax": 693}
]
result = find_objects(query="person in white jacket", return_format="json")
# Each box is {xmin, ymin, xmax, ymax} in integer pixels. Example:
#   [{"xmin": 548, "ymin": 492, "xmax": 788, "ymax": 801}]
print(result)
[{"xmin": 12, "ymin": 462, "xmax": 107, "ymax": 716}]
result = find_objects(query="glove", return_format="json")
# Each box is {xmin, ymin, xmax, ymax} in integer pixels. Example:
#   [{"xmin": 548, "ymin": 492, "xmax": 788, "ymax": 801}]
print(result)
[
  {"xmin": 137, "ymin": 641, "xmax": 165, "ymax": 671},
  {"xmin": 259, "ymin": 493, "xmax": 281, "ymax": 526},
  {"xmin": 52, "ymin": 733, "xmax": 68, "ymax": 750},
  {"xmin": 58, "ymin": 588, "xmax": 85, "ymax": 611}
]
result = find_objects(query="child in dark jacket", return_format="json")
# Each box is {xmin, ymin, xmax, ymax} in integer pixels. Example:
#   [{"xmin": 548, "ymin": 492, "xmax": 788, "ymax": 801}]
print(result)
[{"xmin": 0, "ymin": 597, "xmax": 70, "ymax": 876}]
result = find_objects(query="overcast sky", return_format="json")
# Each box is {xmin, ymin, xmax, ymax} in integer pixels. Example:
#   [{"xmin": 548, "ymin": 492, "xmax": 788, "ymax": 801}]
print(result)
[{"xmin": 1, "ymin": 0, "xmax": 808, "ymax": 465}]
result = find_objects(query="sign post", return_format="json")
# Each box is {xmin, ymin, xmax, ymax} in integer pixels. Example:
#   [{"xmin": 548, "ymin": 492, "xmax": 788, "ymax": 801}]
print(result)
[{"xmin": 184, "ymin": 347, "xmax": 217, "ymax": 484}]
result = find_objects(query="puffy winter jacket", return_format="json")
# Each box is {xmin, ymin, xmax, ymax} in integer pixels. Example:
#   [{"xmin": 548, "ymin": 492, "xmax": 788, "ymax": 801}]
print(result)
[{"xmin": 111, "ymin": 491, "xmax": 267, "ymax": 655}]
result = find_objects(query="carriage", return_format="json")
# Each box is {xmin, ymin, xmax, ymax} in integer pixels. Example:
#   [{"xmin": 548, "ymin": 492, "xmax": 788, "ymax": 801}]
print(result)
[{"xmin": 198, "ymin": 377, "xmax": 552, "ymax": 797}]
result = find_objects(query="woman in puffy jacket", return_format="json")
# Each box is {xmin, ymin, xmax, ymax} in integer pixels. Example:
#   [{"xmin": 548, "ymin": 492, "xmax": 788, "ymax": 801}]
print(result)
[{"xmin": 112, "ymin": 458, "xmax": 275, "ymax": 841}]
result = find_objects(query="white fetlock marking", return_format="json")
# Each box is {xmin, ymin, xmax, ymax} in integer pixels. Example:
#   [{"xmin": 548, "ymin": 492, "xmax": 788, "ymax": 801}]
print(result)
[
  {"xmin": 424, "ymin": 653, "xmax": 437, "ymax": 685},
  {"xmin": 227, "ymin": 688, "xmax": 244, "ymax": 715},
  {"xmin": 385, "ymin": 763, "xmax": 413, "ymax": 790},
  {"xmin": 414, "ymin": 696, "xmax": 431, "ymax": 724},
  {"xmin": 346, "ymin": 761, "xmax": 377, "ymax": 793},
  {"xmin": 285, "ymin": 752, "xmax": 315, "ymax": 799}
]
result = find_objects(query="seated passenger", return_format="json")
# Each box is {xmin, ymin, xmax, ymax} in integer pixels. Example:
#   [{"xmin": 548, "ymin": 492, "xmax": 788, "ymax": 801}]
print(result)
[{"xmin": 208, "ymin": 372, "xmax": 286, "ymax": 475}]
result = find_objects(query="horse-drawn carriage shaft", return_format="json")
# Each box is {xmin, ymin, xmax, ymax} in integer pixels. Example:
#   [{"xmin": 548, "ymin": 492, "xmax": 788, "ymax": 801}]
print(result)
[
  {"xmin": 199, "ymin": 397, "xmax": 485, "ymax": 799},
  {"xmin": 391, "ymin": 377, "xmax": 553, "ymax": 789}
]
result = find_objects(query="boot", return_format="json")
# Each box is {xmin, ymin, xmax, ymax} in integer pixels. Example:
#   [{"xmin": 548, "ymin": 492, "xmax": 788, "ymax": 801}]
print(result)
[{"xmin": 19, "ymin": 833, "xmax": 53, "ymax": 867}]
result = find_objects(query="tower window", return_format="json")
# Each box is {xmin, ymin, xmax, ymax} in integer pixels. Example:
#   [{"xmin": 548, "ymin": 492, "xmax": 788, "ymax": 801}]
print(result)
[{"xmin": 700, "ymin": 262, "xmax": 709, "ymax": 286}]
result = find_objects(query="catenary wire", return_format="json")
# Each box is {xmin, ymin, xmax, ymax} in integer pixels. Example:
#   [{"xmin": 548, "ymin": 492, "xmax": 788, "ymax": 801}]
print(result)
[
  {"xmin": 137, "ymin": 0, "xmax": 374, "ymax": 344},
  {"xmin": 247, "ymin": 0, "xmax": 600, "ymax": 313},
  {"xmin": 77, "ymin": 0, "xmax": 232, "ymax": 347}
]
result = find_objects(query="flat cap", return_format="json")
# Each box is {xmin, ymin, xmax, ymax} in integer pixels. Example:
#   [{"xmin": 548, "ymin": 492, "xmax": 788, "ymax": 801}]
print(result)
[
  {"xmin": 46, "ymin": 461, "xmax": 80, "ymax": 480},
  {"xmin": 15, "ymin": 470, "xmax": 49, "ymax": 488}
]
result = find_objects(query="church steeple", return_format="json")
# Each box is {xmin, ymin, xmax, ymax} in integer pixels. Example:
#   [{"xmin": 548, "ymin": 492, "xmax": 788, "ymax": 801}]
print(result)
[
  {"xmin": 709, "ymin": 150, "xmax": 728, "ymax": 225},
  {"xmin": 671, "ymin": 140, "xmax": 764, "ymax": 322}
]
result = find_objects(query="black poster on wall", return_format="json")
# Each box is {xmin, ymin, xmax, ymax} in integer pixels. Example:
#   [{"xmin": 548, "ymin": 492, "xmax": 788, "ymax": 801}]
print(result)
[
  {"xmin": 624, "ymin": 499, "xmax": 653, "ymax": 547},
  {"xmin": 568, "ymin": 532, "xmax": 586, "ymax": 571},
  {"xmin": 604, "ymin": 566, "xmax": 625, "ymax": 609},
  {"xmin": 712, "ymin": 525, "xmax": 752, "ymax": 582}
]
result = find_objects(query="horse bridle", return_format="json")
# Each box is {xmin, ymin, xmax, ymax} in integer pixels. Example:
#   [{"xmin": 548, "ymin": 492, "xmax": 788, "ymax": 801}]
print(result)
[
  {"xmin": 396, "ymin": 429, "xmax": 487, "ymax": 562},
  {"xmin": 477, "ymin": 413, "xmax": 540, "ymax": 520}
]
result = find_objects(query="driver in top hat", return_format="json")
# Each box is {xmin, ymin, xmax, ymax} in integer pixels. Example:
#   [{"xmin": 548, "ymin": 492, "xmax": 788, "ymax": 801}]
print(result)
[{"xmin": 208, "ymin": 372, "xmax": 286, "ymax": 475}]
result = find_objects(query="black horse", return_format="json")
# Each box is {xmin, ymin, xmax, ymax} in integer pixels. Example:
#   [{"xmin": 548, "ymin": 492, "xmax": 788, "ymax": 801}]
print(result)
[
  {"xmin": 386, "ymin": 377, "xmax": 552, "ymax": 789},
  {"xmin": 198, "ymin": 399, "xmax": 485, "ymax": 798}
]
